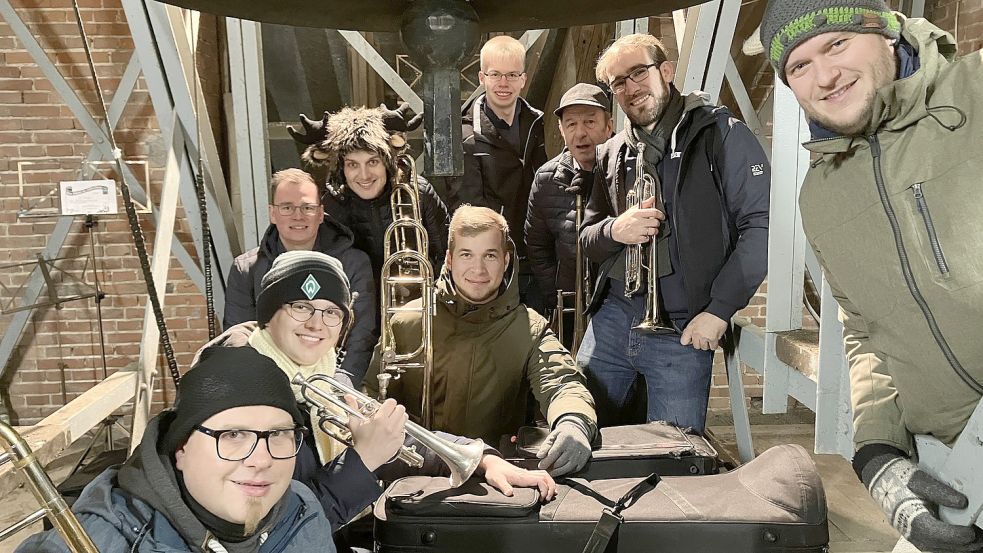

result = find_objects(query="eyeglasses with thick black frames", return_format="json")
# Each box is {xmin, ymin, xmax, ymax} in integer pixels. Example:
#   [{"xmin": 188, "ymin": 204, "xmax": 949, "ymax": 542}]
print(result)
[
  {"xmin": 284, "ymin": 301, "xmax": 345, "ymax": 327},
  {"xmin": 608, "ymin": 63, "xmax": 659, "ymax": 96},
  {"xmin": 194, "ymin": 425, "xmax": 307, "ymax": 461}
]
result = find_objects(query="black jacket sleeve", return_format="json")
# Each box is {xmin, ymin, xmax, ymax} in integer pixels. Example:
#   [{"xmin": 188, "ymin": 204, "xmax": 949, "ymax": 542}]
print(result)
[
  {"xmin": 419, "ymin": 177, "xmax": 450, "ymax": 271},
  {"xmin": 580, "ymin": 154, "xmax": 624, "ymax": 264},
  {"xmin": 301, "ymin": 448, "xmax": 384, "ymax": 531},
  {"xmin": 339, "ymin": 249, "xmax": 378, "ymax": 384},
  {"xmin": 222, "ymin": 259, "xmax": 255, "ymax": 328},
  {"xmin": 703, "ymin": 119, "xmax": 770, "ymax": 322},
  {"xmin": 446, "ymin": 134, "xmax": 484, "ymax": 212},
  {"xmin": 525, "ymin": 166, "xmax": 559, "ymax": 297}
]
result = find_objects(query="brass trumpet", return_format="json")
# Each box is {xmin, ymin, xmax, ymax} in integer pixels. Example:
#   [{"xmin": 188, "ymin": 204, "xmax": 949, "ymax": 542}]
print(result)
[
  {"xmin": 624, "ymin": 141, "xmax": 675, "ymax": 335},
  {"xmin": 292, "ymin": 374, "xmax": 484, "ymax": 488},
  {"xmin": 0, "ymin": 421, "xmax": 97, "ymax": 552},
  {"xmin": 378, "ymin": 154, "xmax": 436, "ymax": 427}
]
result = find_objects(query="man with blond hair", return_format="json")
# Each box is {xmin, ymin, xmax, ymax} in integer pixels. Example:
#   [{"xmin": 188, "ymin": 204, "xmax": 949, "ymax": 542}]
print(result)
[
  {"xmin": 224, "ymin": 168, "xmax": 377, "ymax": 383},
  {"xmin": 443, "ymin": 35, "xmax": 549, "ymax": 313},
  {"xmin": 365, "ymin": 205, "xmax": 598, "ymax": 477},
  {"xmin": 579, "ymin": 34, "xmax": 769, "ymax": 432},
  {"xmin": 761, "ymin": 2, "xmax": 983, "ymax": 550}
]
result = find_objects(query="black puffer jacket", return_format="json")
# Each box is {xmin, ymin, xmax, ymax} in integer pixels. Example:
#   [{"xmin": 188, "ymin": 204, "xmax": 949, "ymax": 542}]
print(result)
[
  {"xmin": 323, "ymin": 177, "xmax": 449, "ymax": 278},
  {"xmin": 438, "ymin": 95, "xmax": 548, "ymax": 259},
  {"xmin": 223, "ymin": 219, "xmax": 378, "ymax": 382},
  {"xmin": 525, "ymin": 149, "xmax": 594, "ymax": 296}
]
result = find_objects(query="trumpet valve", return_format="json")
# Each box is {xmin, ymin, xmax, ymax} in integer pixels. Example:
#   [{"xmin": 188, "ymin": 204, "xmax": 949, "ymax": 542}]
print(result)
[{"xmin": 377, "ymin": 373, "xmax": 392, "ymax": 400}]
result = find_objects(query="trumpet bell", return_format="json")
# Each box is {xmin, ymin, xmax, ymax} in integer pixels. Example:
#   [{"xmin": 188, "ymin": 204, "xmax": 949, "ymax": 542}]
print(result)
[{"xmin": 447, "ymin": 439, "xmax": 486, "ymax": 488}]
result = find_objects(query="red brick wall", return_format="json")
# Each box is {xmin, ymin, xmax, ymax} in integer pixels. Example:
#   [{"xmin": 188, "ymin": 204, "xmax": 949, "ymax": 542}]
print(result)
[
  {"xmin": 927, "ymin": 0, "xmax": 983, "ymax": 54},
  {"xmin": 0, "ymin": 0, "xmax": 212, "ymax": 425}
]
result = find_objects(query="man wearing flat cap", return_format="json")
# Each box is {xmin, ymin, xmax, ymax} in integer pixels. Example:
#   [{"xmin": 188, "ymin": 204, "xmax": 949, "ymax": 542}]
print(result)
[
  {"xmin": 761, "ymin": 1, "xmax": 983, "ymax": 550},
  {"xmin": 525, "ymin": 83, "xmax": 614, "ymax": 351}
]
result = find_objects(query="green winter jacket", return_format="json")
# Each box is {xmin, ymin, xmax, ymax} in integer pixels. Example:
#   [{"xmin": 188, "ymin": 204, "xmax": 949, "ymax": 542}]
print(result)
[
  {"xmin": 799, "ymin": 17, "xmax": 983, "ymax": 454},
  {"xmin": 364, "ymin": 258, "xmax": 597, "ymax": 445}
]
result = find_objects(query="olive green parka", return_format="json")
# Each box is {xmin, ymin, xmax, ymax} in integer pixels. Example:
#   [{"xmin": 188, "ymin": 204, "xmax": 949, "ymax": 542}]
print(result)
[
  {"xmin": 364, "ymin": 255, "xmax": 597, "ymax": 445},
  {"xmin": 800, "ymin": 16, "xmax": 983, "ymax": 454}
]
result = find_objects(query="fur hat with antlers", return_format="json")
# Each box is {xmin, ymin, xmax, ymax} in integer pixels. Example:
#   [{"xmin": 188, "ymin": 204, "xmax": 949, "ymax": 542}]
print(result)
[{"xmin": 291, "ymin": 103, "xmax": 421, "ymax": 198}]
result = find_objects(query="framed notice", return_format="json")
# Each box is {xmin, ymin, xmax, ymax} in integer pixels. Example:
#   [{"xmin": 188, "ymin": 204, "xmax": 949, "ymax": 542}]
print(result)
[{"xmin": 60, "ymin": 179, "xmax": 118, "ymax": 215}]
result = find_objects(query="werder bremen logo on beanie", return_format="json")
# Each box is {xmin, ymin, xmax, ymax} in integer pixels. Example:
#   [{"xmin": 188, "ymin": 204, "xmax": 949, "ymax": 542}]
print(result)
[{"xmin": 302, "ymin": 274, "xmax": 321, "ymax": 300}]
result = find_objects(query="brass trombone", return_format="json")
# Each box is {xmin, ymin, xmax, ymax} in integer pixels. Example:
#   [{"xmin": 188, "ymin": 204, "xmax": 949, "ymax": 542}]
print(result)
[
  {"xmin": 552, "ymin": 193, "xmax": 590, "ymax": 356},
  {"xmin": 378, "ymin": 154, "xmax": 436, "ymax": 427},
  {"xmin": 292, "ymin": 374, "xmax": 484, "ymax": 487},
  {"xmin": 624, "ymin": 141, "xmax": 675, "ymax": 335},
  {"xmin": 0, "ymin": 421, "xmax": 98, "ymax": 552}
]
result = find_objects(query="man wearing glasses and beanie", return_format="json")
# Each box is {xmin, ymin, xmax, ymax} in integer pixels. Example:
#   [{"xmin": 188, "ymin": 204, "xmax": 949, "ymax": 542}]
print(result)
[
  {"xmin": 224, "ymin": 168, "xmax": 377, "ymax": 384},
  {"xmin": 441, "ymin": 35, "xmax": 550, "ymax": 314},
  {"xmin": 17, "ymin": 347, "xmax": 340, "ymax": 552},
  {"xmin": 204, "ymin": 250, "xmax": 557, "ymax": 532},
  {"xmin": 579, "ymin": 34, "xmax": 770, "ymax": 433}
]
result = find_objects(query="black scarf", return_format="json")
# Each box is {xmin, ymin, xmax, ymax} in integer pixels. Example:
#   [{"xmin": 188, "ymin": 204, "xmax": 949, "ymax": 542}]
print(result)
[{"xmin": 626, "ymin": 84, "xmax": 685, "ymax": 168}]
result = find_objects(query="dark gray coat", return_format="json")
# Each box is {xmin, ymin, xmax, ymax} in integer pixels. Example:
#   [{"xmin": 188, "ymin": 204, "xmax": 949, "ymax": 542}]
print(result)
[{"xmin": 223, "ymin": 219, "xmax": 377, "ymax": 383}]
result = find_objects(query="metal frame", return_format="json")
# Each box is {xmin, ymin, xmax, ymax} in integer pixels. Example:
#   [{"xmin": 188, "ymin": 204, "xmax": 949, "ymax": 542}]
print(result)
[
  {"xmin": 122, "ymin": 0, "xmax": 240, "ymax": 321},
  {"xmin": 0, "ymin": 1, "xmax": 204, "ymax": 396},
  {"xmin": 339, "ymin": 30, "xmax": 424, "ymax": 114}
]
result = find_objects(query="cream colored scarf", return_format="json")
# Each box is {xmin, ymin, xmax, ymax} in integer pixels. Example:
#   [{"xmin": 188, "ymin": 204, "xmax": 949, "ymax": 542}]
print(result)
[{"xmin": 248, "ymin": 327, "xmax": 347, "ymax": 464}]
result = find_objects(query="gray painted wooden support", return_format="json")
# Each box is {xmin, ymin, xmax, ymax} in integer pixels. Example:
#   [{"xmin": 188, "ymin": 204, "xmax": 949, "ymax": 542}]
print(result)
[
  {"xmin": 227, "ymin": 17, "xmax": 271, "ymax": 252},
  {"xmin": 338, "ymin": 30, "xmax": 423, "ymax": 114},
  {"xmin": 676, "ymin": 0, "xmax": 741, "ymax": 103},
  {"xmin": 761, "ymin": 82, "xmax": 810, "ymax": 414}
]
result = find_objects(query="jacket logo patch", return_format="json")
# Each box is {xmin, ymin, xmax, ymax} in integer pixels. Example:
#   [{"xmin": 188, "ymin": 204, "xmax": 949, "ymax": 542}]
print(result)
[
  {"xmin": 670, "ymin": 152, "xmax": 681, "ymax": 159},
  {"xmin": 750, "ymin": 163, "xmax": 765, "ymax": 176}
]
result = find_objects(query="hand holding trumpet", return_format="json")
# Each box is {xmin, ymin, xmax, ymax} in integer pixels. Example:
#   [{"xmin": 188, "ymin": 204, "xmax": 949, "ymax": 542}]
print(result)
[
  {"xmin": 611, "ymin": 196, "xmax": 664, "ymax": 245},
  {"xmin": 345, "ymin": 395, "xmax": 408, "ymax": 471}
]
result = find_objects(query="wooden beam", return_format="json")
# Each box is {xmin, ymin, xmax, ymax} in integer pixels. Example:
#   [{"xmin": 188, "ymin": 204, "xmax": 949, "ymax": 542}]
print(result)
[
  {"xmin": 0, "ymin": 370, "xmax": 137, "ymax": 498},
  {"xmin": 129, "ymin": 118, "xmax": 183, "ymax": 452}
]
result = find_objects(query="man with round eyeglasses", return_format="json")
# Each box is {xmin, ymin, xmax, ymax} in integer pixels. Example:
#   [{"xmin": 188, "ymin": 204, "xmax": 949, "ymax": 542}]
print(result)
[
  {"xmin": 578, "ymin": 34, "xmax": 770, "ymax": 433},
  {"xmin": 439, "ymin": 34, "xmax": 550, "ymax": 314},
  {"xmin": 224, "ymin": 168, "xmax": 378, "ymax": 384},
  {"xmin": 202, "ymin": 250, "xmax": 557, "ymax": 540},
  {"xmin": 17, "ymin": 347, "xmax": 342, "ymax": 552}
]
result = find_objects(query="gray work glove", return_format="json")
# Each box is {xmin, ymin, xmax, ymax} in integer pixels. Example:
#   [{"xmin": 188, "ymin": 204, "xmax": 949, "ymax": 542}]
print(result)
[
  {"xmin": 861, "ymin": 452, "xmax": 983, "ymax": 552},
  {"xmin": 536, "ymin": 419, "xmax": 592, "ymax": 476}
]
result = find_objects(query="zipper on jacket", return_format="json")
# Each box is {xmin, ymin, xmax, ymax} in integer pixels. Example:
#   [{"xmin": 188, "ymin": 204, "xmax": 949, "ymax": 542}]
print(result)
[
  {"xmin": 911, "ymin": 182, "xmax": 950, "ymax": 275},
  {"xmin": 869, "ymin": 135, "xmax": 983, "ymax": 394}
]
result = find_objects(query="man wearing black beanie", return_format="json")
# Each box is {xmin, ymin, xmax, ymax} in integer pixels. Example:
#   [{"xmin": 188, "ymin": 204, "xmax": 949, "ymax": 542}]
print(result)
[
  {"xmin": 17, "ymin": 347, "xmax": 339, "ymax": 552},
  {"xmin": 200, "ymin": 250, "xmax": 559, "ymax": 540}
]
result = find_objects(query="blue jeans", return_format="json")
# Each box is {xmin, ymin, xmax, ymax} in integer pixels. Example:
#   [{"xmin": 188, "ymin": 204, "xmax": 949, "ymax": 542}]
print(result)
[{"xmin": 577, "ymin": 287, "xmax": 714, "ymax": 434}]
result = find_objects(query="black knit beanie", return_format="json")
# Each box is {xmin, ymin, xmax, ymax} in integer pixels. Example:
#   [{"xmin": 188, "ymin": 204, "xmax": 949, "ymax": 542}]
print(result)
[
  {"xmin": 256, "ymin": 250, "xmax": 352, "ymax": 328},
  {"xmin": 160, "ymin": 347, "xmax": 304, "ymax": 454},
  {"xmin": 761, "ymin": 0, "xmax": 901, "ymax": 83}
]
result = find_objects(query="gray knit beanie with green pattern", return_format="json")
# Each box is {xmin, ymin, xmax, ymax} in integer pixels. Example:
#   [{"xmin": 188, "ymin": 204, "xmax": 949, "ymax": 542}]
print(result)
[{"xmin": 761, "ymin": 0, "xmax": 901, "ymax": 83}]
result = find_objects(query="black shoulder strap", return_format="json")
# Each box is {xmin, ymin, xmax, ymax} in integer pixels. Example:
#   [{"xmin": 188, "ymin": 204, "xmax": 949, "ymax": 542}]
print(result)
[{"xmin": 581, "ymin": 473, "xmax": 661, "ymax": 553}]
